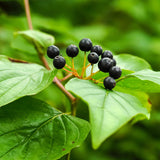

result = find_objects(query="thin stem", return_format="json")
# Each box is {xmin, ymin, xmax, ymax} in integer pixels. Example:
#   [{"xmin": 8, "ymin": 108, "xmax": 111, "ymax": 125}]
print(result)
[
  {"xmin": 91, "ymin": 64, "xmax": 94, "ymax": 76},
  {"xmin": 39, "ymin": 55, "xmax": 51, "ymax": 70},
  {"xmin": 8, "ymin": 57, "xmax": 29, "ymax": 63},
  {"xmin": 84, "ymin": 70, "xmax": 100, "ymax": 80},
  {"xmin": 24, "ymin": 0, "xmax": 33, "ymax": 30},
  {"xmin": 116, "ymin": 75, "xmax": 132, "ymax": 83},
  {"xmin": 63, "ymin": 68, "xmax": 73, "ymax": 74},
  {"xmin": 71, "ymin": 100, "xmax": 77, "ymax": 116},
  {"xmin": 72, "ymin": 58, "xmax": 74, "ymax": 70},
  {"xmin": 81, "ymin": 51, "xmax": 86, "ymax": 78},
  {"xmin": 66, "ymin": 152, "xmax": 71, "ymax": 160},
  {"xmin": 60, "ymin": 74, "xmax": 73, "ymax": 82},
  {"xmin": 23, "ymin": 0, "xmax": 76, "ymax": 105},
  {"xmin": 65, "ymin": 64, "xmax": 72, "ymax": 70},
  {"xmin": 53, "ymin": 77, "xmax": 76, "ymax": 102},
  {"xmin": 85, "ymin": 63, "xmax": 91, "ymax": 69},
  {"xmin": 65, "ymin": 64, "xmax": 80, "ymax": 78}
]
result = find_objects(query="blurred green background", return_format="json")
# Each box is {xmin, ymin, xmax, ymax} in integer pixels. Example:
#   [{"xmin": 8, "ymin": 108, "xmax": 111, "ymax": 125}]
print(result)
[{"xmin": 0, "ymin": 0, "xmax": 160, "ymax": 160}]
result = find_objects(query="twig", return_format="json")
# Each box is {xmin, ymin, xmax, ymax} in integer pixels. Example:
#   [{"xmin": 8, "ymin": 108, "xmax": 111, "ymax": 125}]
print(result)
[
  {"xmin": 63, "ymin": 68, "xmax": 73, "ymax": 74},
  {"xmin": 8, "ymin": 58, "xmax": 29, "ymax": 63},
  {"xmin": 39, "ymin": 55, "xmax": 51, "ymax": 70},
  {"xmin": 24, "ymin": 0, "xmax": 33, "ymax": 30},
  {"xmin": 81, "ymin": 51, "xmax": 86, "ymax": 78},
  {"xmin": 72, "ymin": 58, "xmax": 74, "ymax": 70},
  {"xmin": 53, "ymin": 77, "xmax": 76, "ymax": 102},
  {"xmin": 60, "ymin": 74, "xmax": 73, "ymax": 82},
  {"xmin": 23, "ymin": 0, "xmax": 76, "ymax": 105}
]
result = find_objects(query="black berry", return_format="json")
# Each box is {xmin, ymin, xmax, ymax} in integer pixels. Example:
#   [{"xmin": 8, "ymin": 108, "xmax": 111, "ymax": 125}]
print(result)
[
  {"xmin": 66, "ymin": 44, "xmax": 79, "ymax": 57},
  {"xmin": 79, "ymin": 38, "xmax": 92, "ymax": 51},
  {"xmin": 88, "ymin": 52, "xmax": 99, "ymax": 64},
  {"xmin": 103, "ymin": 77, "xmax": 116, "ymax": 90},
  {"xmin": 101, "ymin": 50, "xmax": 113, "ymax": 59},
  {"xmin": 47, "ymin": 45, "xmax": 60, "ymax": 59},
  {"xmin": 109, "ymin": 66, "xmax": 122, "ymax": 79},
  {"xmin": 91, "ymin": 45, "xmax": 103, "ymax": 56},
  {"xmin": 112, "ymin": 58, "xmax": 116, "ymax": 66},
  {"xmin": 53, "ymin": 56, "xmax": 66, "ymax": 69},
  {"xmin": 98, "ymin": 58, "xmax": 113, "ymax": 72}
]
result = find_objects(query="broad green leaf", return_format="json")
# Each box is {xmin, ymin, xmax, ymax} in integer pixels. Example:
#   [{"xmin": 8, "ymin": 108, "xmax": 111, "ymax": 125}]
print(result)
[
  {"xmin": 66, "ymin": 78, "xmax": 150, "ymax": 149},
  {"xmin": 15, "ymin": 30, "xmax": 55, "ymax": 54},
  {"xmin": 86, "ymin": 54, "xmax": 150, "ymax": 80},
  {"xmin": 114, "ymin": 54, "xmax": 152, "ymax": 71},
  {"xmin": 86, "ymin": 64, "xmax": 133, "ymax": 80},
  {"xmin": 0, "ymin": 59, "xmax": 56, "ymax": 107},
  {"xmin": 117, "ymin": 69, "xmax": 160, "ymax": 92},
  {"xmin": 0, "ymin": 97, "xmax": 90, "ymax": 160}
]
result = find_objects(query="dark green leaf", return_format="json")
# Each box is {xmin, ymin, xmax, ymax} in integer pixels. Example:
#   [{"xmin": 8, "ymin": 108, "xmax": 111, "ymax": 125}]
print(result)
[
  {"xmin": 0, "ymin": 97, "xmax": 90, "ymax": 160},
  {"xmin": 0, "ymin": 58, "xmax": 56, "ymax": 107},
  {"xmin": 66, "ymin": 78, "xmax": 150, "ymax": 149}
]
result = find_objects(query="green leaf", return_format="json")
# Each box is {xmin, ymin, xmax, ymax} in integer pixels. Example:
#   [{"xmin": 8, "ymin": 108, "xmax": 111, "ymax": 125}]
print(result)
[
  {"xmin": 15, "ymin": 30, "xmax": 55, "ymax": 55},
  {"xmin": 117, "ymin": 69, "xmax": 160, "ymax": 92},
  {"xmin": 66, "ymin": 78, "xmax": 150, "ymax": 149},
  {"xmin": 86, "ymin": 54, "xmax": 150, "ymax": 80},
  {"xmin": 86, "ymin": 64, "xmax": 133, "ymax": 80},
  {"xmin": 0, "ymin": 59, "xmax": 56, "ymax": 107},
  {"xmin": 0, "ymin": 97, "xmax": 90, "ymax": 160},
  {"xmin": 114, "ymin": 54, "xmax": 152, "ymax": 71}
]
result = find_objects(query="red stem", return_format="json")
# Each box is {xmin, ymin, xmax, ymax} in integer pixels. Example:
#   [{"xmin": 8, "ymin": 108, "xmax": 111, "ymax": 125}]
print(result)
[
  {"xmin": 23, "ymin": 0, "xmax": 76, "ymax": 104},
  {"xmin": 24, "ymin": 0, "xmax": 33, "ymax": 30}
]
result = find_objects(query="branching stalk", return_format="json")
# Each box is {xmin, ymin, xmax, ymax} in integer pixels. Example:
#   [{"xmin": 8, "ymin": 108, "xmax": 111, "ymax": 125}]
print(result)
[{"xmin": 81, "ymin": 51, "xmax": 86, "ymax": 78}]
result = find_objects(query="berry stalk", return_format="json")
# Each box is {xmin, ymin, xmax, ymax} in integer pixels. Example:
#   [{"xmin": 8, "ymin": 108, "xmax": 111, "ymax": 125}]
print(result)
[
  {"xmin": 84, "ymin": 70, "xmax": 100, "ymax": 80},
  {"xmin": 72, "ymin": 58, "xmax": 74, "ymax": 71},
  {"xmin": 81, "ymin": 51, "xmax": 87, "ymax": 78},
  {"xmin": 60, "ymin": 74, "xmax": 73, "ymax": 82},
  {"xmin": 91, "ymin": 64, "xmax": 94, "ymax": 76}
]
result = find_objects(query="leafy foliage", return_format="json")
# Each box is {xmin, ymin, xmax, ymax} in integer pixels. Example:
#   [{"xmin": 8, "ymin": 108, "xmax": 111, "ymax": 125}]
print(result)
[
  {"xmin": 66, "ymin": 78, "xmax": 150, "ymax": 148},
  {"xmin": 0, "ymin": 56, "xmax": 56, "ymax": 107},
  {"xmin": 0, "ymin": 97, "xmax": 90, "ymax": 160}
]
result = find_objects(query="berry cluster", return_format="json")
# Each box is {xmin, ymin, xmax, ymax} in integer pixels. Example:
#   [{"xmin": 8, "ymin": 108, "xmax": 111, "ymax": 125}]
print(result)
[{"xmin": 47, "ymin": 38, "xmax": 122, "ymax": 90}]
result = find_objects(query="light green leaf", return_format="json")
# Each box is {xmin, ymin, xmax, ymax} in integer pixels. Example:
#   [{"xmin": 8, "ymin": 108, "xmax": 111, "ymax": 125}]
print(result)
[
  {"xmin": 66, "ymin": 78, "xmax": 150, "ymax": 149},
  {"xmin": 86, "ymin": 54, "xmax": 150, "ymax": 80},
  {"xmin": 0, "ymin": 59, "xmax": 56, "ymax": 107},
  {"xmin": 0, "ymin": 97, "xmax": 90, "ymax": 160},
  {"xmin": 114, "ymin": 54, "xmax": 152, "ymax": 71},
  {"xmin": 117, "ymin": 69, "xmax": 160, "ymax": 92},
  {"xmin": 86, "ymin": 64, "xmax": 133, "ymax": 80},
  {"xmin": 15, "ymin": 30, "xmax": 55, "ymax": 54}
]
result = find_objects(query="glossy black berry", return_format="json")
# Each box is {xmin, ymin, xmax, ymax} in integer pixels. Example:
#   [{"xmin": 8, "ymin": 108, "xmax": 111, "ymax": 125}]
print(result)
[
  {"xmin": 66, "ymin": 44, "xmax": 79, "ymax": 57},
  {"xmin": 98, "ymin": 58, "xmax": 113, "ymax": 72},
  {"xmin": 53, "ymin": 56, "xmax": 66, "ymax": 69},
  {"xmin": 79, "ymin": 38, "xmax": 92, "ymax": 51},
  {"xmin": 91, "ymin": 45, "xmax": 103, "ymax": 56},
  {"xmin": 101, "ymin": 50, "xmax": 113, "ymax": 59},
  {"xmin": 103, "ymin": 77, "xmax": 116, "ymax": 90},
  {"xmin": 112, "ymin": 58, "xmax": 116, "ymax": 66},
  {"xmin": 88, "ymin": 52, "xmax": 99, "ymax": 64},
  {"xmin": 47, "ymin": 45, "xmax": 60, "ymax": 59},
  {"xmin": 109, "ymin": 66, "xmax": 122, "ymax": 79}
]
